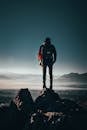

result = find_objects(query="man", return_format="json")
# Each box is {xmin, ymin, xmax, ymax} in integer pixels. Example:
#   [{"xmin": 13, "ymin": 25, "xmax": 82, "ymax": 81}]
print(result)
[{"xmin": 38, "ymin": 37, "xmax": 57, "ymax": 89}]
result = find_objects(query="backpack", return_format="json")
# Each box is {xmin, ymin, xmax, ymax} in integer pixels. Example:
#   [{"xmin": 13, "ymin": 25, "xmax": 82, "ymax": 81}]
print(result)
[{"xmin": 38, "ymin": 44, "xmax": 54, "ymax": 66}]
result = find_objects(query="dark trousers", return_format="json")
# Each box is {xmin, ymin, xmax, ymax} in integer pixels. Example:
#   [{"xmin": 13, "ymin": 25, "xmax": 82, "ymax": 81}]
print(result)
[{"xmin": 43, "ymin": 65, "xmax": 53, "ymax": 89}]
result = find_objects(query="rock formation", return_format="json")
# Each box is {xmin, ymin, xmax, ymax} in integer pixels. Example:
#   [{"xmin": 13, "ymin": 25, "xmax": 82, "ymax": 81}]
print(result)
[{"xmin": 0, "ymin": 88, "xmax": 87, "ymax": 130}]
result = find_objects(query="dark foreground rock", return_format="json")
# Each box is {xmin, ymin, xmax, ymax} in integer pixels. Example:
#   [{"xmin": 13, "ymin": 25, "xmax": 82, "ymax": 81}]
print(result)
[
  {"xmin": 0, "ymin": 88, "xmax": 35, "ymax": 130},
  {"xmin": 0, "ymin": 88, "xmax": 87, "ymax": 130}
]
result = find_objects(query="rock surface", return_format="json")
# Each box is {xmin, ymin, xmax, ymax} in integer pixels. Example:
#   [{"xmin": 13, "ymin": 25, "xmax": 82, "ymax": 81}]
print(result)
[{"xmin": 0, "ymin": 88, "xmax": 87, "ymax": 130}]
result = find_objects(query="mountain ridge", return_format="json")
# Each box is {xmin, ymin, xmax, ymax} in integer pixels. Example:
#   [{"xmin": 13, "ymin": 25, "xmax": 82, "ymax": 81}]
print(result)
[
  {"xmin": 55, "ymin": 72, "xmax": 87, "ymax": 83},
  {"xmin": 0, "ymin": 72, "xmax": 87, "ymax": 83}
]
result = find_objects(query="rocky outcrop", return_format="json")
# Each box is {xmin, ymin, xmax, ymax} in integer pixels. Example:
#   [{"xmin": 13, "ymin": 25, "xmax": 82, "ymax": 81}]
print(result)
[
  {"xmin": 11, "ymin": 88, "xmax": 35, "ymax": 113},
  {"xmin": 0, "ymin": 88, "xmax": 35, "ymax": 130},
  {"xmin": 35, "ymin": 88, "xmax": 61, "ymax": 112},
  {"xmin": 0, "ymin": 88, "xmax": 87, "ymax": 130}
]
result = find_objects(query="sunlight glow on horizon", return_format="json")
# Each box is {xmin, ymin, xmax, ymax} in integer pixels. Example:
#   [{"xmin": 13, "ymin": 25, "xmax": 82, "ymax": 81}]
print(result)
[{"xmin": 0, "ymin": 67, "xmax": 86, "ymax": 76}]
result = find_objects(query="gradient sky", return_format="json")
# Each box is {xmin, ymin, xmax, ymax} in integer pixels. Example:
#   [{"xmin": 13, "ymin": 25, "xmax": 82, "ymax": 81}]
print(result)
[{"xmin": 0, "ymin": 0, "xmax": 87, "ymax": 75}]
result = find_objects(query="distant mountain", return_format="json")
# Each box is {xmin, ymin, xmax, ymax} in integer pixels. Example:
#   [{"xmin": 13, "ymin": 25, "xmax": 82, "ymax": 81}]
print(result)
[
  {"xmin": 0, "ymin": 73, "xmax": 41, "ymax": 80},
  {"xmin": 55, "ymin": 73, "xmax": 87, "ymax": 83},
  {"xmin": 0, "ymin": 72, "xmax": 87, "ymax": 83}
]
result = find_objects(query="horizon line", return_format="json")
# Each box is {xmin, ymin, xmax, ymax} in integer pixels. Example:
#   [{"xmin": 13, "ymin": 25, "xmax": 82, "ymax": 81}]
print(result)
[{"xmin": 0, "ymin": 71, "xmax": 87, "ymax": 76}]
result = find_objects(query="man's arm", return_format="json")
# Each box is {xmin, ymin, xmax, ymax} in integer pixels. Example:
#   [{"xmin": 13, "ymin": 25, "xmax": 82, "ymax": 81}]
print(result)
[
  {"xmin": 38, "ymin": 45, "xmax": 43, "ymax": 60},
  {"xmin": 53, "ymin": 45, "xmax": 57, "ymax": 63}
]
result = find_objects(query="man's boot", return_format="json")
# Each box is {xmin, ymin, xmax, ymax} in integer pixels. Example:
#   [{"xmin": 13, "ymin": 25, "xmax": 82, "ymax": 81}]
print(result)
[{"xmin": 43, "ymin": 81, "xmax": 46, "ymax": 89}]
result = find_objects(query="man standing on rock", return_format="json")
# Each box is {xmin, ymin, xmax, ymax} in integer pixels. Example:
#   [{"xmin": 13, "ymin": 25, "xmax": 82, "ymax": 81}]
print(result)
[{"xmin": 38, "ymin": 37, "xmax": 57, "ymax": 89}]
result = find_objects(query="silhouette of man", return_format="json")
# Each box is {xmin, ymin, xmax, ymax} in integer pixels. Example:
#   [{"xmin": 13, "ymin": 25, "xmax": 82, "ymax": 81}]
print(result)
[{"xmin": 38, "ymin": 37, "xmax": 57, "ymax": 89}]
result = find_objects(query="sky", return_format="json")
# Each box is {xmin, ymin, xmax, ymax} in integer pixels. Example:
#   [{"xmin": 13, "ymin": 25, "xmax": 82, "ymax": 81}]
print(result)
[{"xmin": 0, "ymin": 0, "xmax": 87, "ymax": 75}]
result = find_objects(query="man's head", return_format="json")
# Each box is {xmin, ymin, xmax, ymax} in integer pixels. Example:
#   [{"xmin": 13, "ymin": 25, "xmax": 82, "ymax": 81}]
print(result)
[{"xmin": 44, "ymin": 37, "xmax": 51, "ymax": 44}]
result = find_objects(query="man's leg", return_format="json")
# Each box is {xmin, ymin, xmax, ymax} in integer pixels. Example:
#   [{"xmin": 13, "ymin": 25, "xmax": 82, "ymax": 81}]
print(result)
[
  {"xmin": 43, "ymin": 65, "xmax": 46, "ymax": 88},
  {"xmin": 49, "ymin": 65, "xmax": 53, "ymax": 89}
]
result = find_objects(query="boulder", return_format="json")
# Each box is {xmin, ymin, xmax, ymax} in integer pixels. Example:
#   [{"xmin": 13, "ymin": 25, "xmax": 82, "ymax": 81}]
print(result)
[
  {"xmin": 0, "ymin": 89, "xmax": 35, "ymax": 130},
  {"xmin": 9, "ymin": 88, "xmax": 35, "ymax": 129},
  {"xmin": 35, "ymin": 88, "xmax": 61, "ymax": 112},
  {"xmin": 11, "ymin": 88, "xmax": 35, "ymax": 113}
]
